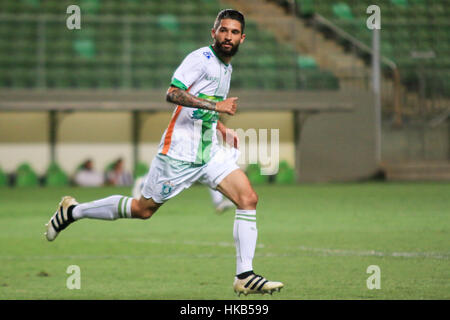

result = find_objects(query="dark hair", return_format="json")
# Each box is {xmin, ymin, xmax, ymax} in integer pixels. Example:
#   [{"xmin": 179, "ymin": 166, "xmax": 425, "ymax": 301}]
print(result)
[{"xmin": 213, "ymin": 9, "xmax": 245, "ymax": 33}]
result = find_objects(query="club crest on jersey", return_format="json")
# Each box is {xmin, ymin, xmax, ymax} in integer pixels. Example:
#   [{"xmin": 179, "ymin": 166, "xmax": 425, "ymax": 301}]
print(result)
[
  {"xmin": 192, "ymin": 109, "xmax": 219, "ymax": 123},
  {"xmin": 161, "ymin": 181, "xmax": 174, "ymax": 196},
  {"xmin": 203, "ymin": 51, "xmax": 212, "ymax": 59}
]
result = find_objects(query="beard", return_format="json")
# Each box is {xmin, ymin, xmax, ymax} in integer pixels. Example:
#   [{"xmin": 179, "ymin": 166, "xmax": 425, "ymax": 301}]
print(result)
[{"xmin": 214, "ymin": 39, "xmax": 240, "ymax": 57}]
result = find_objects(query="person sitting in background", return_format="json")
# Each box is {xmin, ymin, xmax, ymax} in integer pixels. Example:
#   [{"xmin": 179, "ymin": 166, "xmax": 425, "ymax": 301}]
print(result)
[
  {"xmin": 106, "ymin": 158, "xmax": 133, "ymax": 186},
  {"xmin": 73, "ymin": 159, "xmax": 104, "ymax": 187}
]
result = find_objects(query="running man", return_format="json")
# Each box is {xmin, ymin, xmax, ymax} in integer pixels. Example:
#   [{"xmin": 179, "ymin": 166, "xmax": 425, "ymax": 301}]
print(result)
[{"xmin": 45, "ymin": 9, "xmax": 283, "ymax": 296}]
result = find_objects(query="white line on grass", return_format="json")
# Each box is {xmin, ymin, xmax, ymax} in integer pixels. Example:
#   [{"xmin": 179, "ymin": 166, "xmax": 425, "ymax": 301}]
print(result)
[
  {"xmin": 130, "ymin": 238, "xmax": 450, "ymax": 260},
  {"xmin": 1, "ymin": 239, "xmax": 447, "ymax": 261}
]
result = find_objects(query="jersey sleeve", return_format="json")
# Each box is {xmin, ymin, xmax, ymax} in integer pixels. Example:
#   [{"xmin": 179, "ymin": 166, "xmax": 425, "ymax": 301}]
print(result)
[{"xmin": 170, "ymin": 51, "xmax": 205, "ymax": 91}]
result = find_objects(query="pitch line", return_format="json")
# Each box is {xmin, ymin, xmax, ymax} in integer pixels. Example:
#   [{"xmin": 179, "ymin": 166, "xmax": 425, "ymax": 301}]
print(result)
[
  {"xmin": 128, "ymin": 238, "xmax": 450, "ymax": 260},
  {"xmin": 0, "ymin": 239, "xmax": 447, "ymax": 261}
]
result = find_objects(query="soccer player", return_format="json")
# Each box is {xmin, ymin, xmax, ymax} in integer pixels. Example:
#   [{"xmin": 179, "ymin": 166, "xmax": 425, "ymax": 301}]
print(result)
[{"xmin": 45, "ymin": 9, "xmax": 283, "ymax": 296}]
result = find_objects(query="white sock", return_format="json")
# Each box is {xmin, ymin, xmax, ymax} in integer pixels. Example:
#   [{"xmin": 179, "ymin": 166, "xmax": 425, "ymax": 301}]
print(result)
[
  {"xmin": 233, "ymin": 209, "xmax": 257, "ymax": 275},
  {"xmin": 72, "ymin": 195, "xmax": 133, "ymax": 220},
  {"xmin": 209, "ymin": 188, "xmax": 224, "ymax": 206}
]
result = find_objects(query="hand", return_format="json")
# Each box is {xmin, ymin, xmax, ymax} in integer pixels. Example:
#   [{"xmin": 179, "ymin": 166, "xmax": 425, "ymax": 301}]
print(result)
[
  {"xmin": 215, "ymin": 97, "xmax": 238, "ymax": 115},
  {"xmin": 224, "ymin": 128, "xmax": 239, "ymax": 149}
]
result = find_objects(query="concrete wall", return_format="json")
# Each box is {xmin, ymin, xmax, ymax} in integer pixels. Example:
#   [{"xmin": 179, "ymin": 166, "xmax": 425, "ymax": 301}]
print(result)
[
  {"xmin": 1, "ymin": 106, "xmax": 447, "ymax": 181},
  {"xmin": 297, "ymin": 92, "xmax": 378, "ymax": 182},
  {"xmin": 0, "ymin": 111, "xmax": 295, "ymax": 176}
]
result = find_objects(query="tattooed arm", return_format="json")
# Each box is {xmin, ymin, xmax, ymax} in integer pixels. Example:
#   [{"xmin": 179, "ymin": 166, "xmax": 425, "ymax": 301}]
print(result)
[{"xmin": 166, "ymin": 86, "xmax": 238, "ymax": 115}]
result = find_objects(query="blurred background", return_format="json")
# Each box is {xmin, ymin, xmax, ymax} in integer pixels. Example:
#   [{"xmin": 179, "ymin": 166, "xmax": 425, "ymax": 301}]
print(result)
[{"xmin": 0, "ymin": 0, "xmax": 449, "ymax": 188}]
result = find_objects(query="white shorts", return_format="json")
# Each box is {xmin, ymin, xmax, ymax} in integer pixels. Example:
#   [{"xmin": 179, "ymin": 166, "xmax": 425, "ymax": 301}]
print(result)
[{"xmin": 141, "ymin": 147, "xmax": 240, "ymax": 203}]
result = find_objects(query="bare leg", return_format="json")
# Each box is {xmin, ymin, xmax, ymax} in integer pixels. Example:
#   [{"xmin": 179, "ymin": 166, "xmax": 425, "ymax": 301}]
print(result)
[
  {"xmin": 216, "ymin": 169, "xmax": 258, "ymax": 210},
  {"xmin": 131, "ymin": 196, "xmax": 164, "ymax": 220},
  {"xmin": 217, "ymin": 168, "xmax": 258, "ymax": 275}
]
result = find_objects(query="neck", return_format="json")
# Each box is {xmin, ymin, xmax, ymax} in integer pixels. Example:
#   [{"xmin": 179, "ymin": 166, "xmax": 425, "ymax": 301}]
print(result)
[{"xmin": 211, "ymin": 44, "xmax": 232, "ymax": 65}]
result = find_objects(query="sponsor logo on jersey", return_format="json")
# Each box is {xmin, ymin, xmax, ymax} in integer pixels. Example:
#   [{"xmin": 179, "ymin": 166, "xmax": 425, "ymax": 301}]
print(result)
[{"xmin": 203, "ymin": 51, "xmax": 212, "ymax": 59}]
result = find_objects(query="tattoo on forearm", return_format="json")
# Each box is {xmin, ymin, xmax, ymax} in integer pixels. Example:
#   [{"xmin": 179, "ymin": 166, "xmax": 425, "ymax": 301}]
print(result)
[{"xmin": 166, "ymin": 88, "xmax": 216, "ymax": 111}]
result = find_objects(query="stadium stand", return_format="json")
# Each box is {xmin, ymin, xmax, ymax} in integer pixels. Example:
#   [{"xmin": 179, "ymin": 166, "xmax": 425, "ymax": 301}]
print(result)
[
  {"xmin": 0, "ymin": 0, "xmax": 340, "ymax": 91},
  {"xmin": 292, "ymin": 0, "xmax": 450, "ymax": 98}
]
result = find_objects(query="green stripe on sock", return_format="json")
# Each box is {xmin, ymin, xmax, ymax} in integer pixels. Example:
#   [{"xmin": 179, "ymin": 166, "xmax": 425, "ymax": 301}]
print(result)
[
  {"xmin": 123, "ymin": 197, "xmax": 130, "ymax": 218},
  {"xmin": 118, "ymin": 197, "xmax": 124, "ymax": 218},
  {"xmin": 235, "ymin": 213, "xmax": 256, "ymax": 217},
  {"xmin": 235, "ymin": 217, "xmax": 257, "ymax": 222}
]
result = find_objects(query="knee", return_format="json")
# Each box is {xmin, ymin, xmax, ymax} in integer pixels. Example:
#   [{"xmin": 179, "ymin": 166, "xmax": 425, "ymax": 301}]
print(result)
[
  {"xmin": 136, "ymin": 209, "xmax": 154, "ymax": 220},
  {"xmin": 238, "ymin": 191, "xmax": 258, "ymax": 209},
  {"xmin": 132, "ymin": 199, "xmax": 158, "ymax": 220}
]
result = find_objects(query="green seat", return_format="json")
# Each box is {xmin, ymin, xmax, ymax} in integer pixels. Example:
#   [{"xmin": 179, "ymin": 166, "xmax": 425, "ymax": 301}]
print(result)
[
  {"xmin": 297, "ymin": 55, "xmax": 318, "ymax": 69},
  {"xmin": 157, "ymin": 14, "xmax": 179, "ymax": 33},
  {"xmin": 298, "ymin": 69, "xmax": 340, "ymax": 90},
  {"xmin": 275, "ymin": 161, "xmax": 296, "ymax": 184},
  {"xmin": 80, "ymin": 0, "xmax": 100, "ymax": 14},
  {"xmin": 332, "ymin": 3, "xmax": 354, "ymax": 20},
  {"xmin": 246, "ymin": 163, "xmax": 269, "ymax": 185},
  {"xmin": 295, "ymin": 0, "xmax": 315, "ymax": 16},
  {"xmin": 73, "ymin": 38, "xmax": 96, "ymax": 59},
  {"xmin": 390, "ymin": 0, "xmax": 409, "ymax": 7},
  {"xmin": 23, "ymin": 0, "xmax": 40, "ymax": 9}
]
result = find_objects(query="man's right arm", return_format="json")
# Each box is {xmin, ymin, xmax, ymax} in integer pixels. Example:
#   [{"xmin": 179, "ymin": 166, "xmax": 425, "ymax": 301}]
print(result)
[{"xmin": 166, "ymin": 86, "xmax": 238, "ymax": 116}]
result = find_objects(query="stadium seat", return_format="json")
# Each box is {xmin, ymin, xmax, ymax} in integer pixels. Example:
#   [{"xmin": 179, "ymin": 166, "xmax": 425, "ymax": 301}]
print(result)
[
  {"xmin": 157, "ymin": 14, "xmax": 180, "ymax": 34},
  {"xmin": 73, "ymin": 38, "xmax": 96, "ymax": 59},
  {"xmin": 80, "ymin": 0, "xmax": 100, "ymax": 14},
  {"xmin": 295, "ymin": 0, "xmax": 315, "ymax": 17},
  {"xmin": 390, "ymin": 0, "xmax": 409, "ymax": 7},
  {"xmin": 332, "ymin": 3, "xmax": 354, "ymax": 21},
  {"xmin": 297, "ymin": 55, "xmax": 318, "ymax": 69}
]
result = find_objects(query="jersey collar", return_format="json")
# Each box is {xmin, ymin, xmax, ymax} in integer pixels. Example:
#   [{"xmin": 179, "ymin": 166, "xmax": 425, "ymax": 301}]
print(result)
[{"xmin": 209, "ymin": 45, "xmax": 230, "ymax": 67}]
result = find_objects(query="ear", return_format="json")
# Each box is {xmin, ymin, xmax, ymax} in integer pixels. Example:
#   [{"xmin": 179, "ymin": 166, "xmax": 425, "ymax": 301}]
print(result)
[
  {"xmin": 240, "ymin": 33, "xmax": 246, "ymax": 44},
  {"xmin": 211, "ymin": 28, "xmax": 216, "ymax": 40}
]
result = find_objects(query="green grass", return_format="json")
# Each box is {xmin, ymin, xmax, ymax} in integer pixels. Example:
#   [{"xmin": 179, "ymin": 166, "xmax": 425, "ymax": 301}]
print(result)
[{"xmin": 0, "ymin": 182, "xmax": 449, "ymax": 300}]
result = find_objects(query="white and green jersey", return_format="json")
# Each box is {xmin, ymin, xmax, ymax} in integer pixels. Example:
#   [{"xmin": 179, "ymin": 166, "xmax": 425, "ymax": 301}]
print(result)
[{"xmin": 158, "ymin": 45, "xmax": 233, "ymax": 164}]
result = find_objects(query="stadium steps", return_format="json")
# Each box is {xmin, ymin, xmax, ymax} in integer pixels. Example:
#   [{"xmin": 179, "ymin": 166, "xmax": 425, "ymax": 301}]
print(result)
[
  {"xmin": 382, "ymin": 161, "xmax": 450, "ymax": 181},
  {"xmin": 287, "ymin": 0, "xmax": 450, "ymax": 119},
  {"xmin": 224, "ymin": 0, "xmax": 369, "ymax": 90}
]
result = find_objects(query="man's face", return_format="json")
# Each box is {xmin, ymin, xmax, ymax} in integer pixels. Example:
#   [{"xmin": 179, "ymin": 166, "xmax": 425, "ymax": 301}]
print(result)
[{"xmin": 211, "ymin": 18, "xmax": 245, "ymax": 57}]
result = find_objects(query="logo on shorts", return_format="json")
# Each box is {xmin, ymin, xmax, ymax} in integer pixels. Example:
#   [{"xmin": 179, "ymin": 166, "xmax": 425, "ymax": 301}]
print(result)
[{"xmin": 161, "ymin": 181, "xmax": 174, "ymax": 196}]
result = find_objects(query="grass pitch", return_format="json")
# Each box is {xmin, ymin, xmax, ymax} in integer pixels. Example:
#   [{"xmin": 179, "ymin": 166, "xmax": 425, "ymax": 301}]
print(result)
[{"xmin": 0, "ymin": 182, "xmax": 449, "ymax": 300}]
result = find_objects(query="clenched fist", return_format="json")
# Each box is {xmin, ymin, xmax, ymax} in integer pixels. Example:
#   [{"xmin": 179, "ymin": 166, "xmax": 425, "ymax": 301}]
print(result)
[{"xmin": 215, "ymin": 97, "xmax": 238, "ymax": 115}]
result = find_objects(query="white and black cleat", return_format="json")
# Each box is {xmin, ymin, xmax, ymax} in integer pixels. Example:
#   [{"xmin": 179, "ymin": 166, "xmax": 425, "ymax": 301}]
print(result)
[
  {"xmin": 45, "ymin": 196, "xmax": 78, "ymax": 241},
  {"xmin": 233, "ymin": 273, "xmax": 284, "ymax": 296}
]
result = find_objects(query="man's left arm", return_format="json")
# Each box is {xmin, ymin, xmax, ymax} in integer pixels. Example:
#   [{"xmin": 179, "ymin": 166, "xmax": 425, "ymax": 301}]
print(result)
[{"xmin": 217, "ymin": 120, "xmax": 239, "ymax": 149}]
